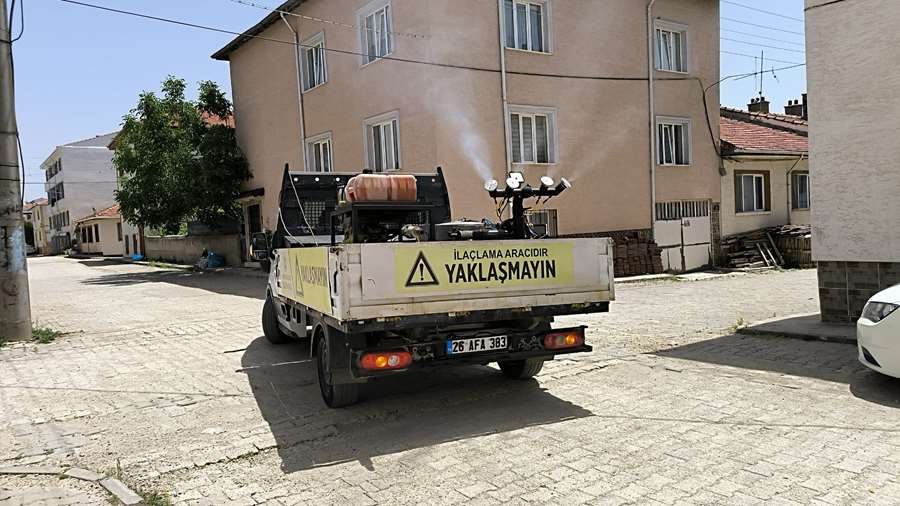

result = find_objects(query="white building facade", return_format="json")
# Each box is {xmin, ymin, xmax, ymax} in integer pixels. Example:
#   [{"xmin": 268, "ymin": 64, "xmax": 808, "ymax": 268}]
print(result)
[{"xmin": 40, "ymin": 133, "xmax": 119, "ymax": 254}]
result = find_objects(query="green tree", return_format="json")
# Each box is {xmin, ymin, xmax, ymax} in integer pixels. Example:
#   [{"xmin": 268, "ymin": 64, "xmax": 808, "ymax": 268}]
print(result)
[{"xmin": 113, "ymin": 76, "xmax": 250, "ymax": 233}]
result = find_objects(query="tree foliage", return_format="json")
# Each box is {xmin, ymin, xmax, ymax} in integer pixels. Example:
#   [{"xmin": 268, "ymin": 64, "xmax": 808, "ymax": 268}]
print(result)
[{"xmin": 113, "ymin": 76, "xmax": 250, "ymax": 232}]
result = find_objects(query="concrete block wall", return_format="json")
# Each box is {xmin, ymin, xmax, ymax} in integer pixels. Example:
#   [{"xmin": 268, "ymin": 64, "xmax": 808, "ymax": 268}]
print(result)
[
  {"xmin": 818, "ymin": 261, "xmax": 900, "ymax": 323},
  {"xmin": 144, "ymin": 234, "xmax": 242, "ymax": 267}
]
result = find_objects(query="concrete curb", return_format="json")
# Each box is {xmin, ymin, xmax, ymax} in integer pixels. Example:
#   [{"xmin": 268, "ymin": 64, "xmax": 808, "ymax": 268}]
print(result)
[
  {"xmin": 70, "ymin": 254, "xmax": 268, "ymax": 278},
  {"xmin": 738, "ymin": 327, "xmax": 857, "ymax": 345},
  {"xmin": 0, "ymin": 465, "xmax": 147, "ymax": 505},
  {"xmin": 738, "ymin": 312, "xmax": 857, "ymax": 345}
]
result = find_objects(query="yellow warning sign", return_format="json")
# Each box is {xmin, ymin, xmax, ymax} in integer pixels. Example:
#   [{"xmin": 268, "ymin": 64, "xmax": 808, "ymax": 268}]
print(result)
[
  {"xmin": 395, "ymin": 242, "xmax": 574, "ymax": 293},
  {"xmin": 286, "ymin": 247, "xmax": 331, "ymax": 313}
]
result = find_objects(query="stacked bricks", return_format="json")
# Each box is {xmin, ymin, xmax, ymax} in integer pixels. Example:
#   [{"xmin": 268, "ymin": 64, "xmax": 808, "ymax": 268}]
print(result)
[{"xmin": 563, "ymin": 229, "xmax": 663, "ymax": 277}]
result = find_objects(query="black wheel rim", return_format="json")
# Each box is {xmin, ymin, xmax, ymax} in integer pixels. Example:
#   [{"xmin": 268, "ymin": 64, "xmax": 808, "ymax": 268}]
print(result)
[{"xmin": 317, "ymin": 338, "xmax": 332, "ymax": 400}]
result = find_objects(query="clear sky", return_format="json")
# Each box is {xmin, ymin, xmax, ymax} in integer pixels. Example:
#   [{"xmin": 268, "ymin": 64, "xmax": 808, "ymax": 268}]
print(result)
[{"xmin": 12, "ymin": 0, "xmax": 807, "ymax": 202}]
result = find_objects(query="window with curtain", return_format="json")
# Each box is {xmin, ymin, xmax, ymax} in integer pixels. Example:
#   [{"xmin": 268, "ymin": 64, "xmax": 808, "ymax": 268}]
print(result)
[
  {"xmin": 792, "ymin": 172, "xmax": 810, "ymax": 209},
  {"xmin": 509, "ymin": 106, "xmax": 556, "ymax": 164},
  {"xmin": 503, "ymin": 0, "xmax": 550, "ymax": 53},
  {"xmin": 306, "ymin": 134, "xmax": 333, "ymax": 173},
  {"xmin": 301, "ymin": 33, "xmax": 327, "ymax": 91},
  {"xmin": 657, "ymin": 118, "xmax": 691, "ymax": 166},
  {"xmin": 735, "ymin": 172, "xmax": 769, "ymax": 213},
  {"xmin": 655, "ymin": 21, "xmax": 688, "ymax": 73},
  {"xmin": 365, "ymin": 114, "xmax": 400, "ymax": 172},
  {"xmin": 360, "ymin": 3, "xmax": 393, "ymax": 64}
]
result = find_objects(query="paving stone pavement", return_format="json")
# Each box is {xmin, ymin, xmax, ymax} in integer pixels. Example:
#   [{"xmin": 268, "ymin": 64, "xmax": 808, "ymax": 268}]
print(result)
[{"xmin": 4, "ymin": 257, "xmax": 900, "ymax": 505}]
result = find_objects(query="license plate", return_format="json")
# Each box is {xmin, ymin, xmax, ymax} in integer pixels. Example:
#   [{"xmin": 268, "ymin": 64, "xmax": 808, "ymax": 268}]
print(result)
[{"xmin": 447, "ymin": 335, "xmax": 508, "ymax": 355}]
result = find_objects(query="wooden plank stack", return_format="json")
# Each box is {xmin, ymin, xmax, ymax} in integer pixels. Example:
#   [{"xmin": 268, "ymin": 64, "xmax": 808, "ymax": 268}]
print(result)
[{"xmin": 722, "ymin": 225, "xmax": 812, "ymax": 269}]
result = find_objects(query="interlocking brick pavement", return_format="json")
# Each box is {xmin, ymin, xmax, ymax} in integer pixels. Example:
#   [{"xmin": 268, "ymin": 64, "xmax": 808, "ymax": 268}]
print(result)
[{"xmin": 3, "ymin": 258, "xmax": 900, "ymax": 505}]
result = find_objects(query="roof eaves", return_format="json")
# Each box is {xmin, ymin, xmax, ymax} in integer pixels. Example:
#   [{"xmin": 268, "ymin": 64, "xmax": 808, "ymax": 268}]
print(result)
[{"xmin": 212, "ymin": 0, "xmax": 305, "ymax": 61}]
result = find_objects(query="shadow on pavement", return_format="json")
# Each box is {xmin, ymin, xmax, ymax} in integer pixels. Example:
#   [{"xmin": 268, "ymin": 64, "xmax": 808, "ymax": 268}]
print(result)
[
  {"xmin": 655, "ymin": 333, "xmax": 900, "ymax": 409},
  {"xmin": 79, "ymin": 268, "xmax": 265, "ymax": 300},
  {"xmin": 241, "ymin": 336, "xmax": 592, "ymax": 474}
]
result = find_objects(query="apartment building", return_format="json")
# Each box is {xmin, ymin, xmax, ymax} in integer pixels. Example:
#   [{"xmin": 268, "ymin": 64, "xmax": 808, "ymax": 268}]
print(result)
[
  {"xmin": 40, "ymin": 132, "xmax": 119, "ymax": 254},
  {"xmin": 214, "ymin": 0, "xmax": 720, "ymax": 272},
  {"xmin": 806, "ymin": 0, "xmax": 900, "ymax": 322},
  {"xmin": 25, "ymin": 198, "xmax": 50, "ymax": 254}
]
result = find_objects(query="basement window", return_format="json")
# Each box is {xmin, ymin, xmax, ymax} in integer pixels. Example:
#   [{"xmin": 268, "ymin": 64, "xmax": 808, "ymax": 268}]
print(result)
[
  {"xmin": 359, "ymin": 0, "xmax": 393, "ymax": 65},
  {"xmin": 301, "ymin": 32, "xmax": 327, "ymax": 91},
  {"xmin": 509, "ymin": 105, "xmax": 557, "ymax": 164},
  {"xmin": 504, "ymin": 0, "xmax": 552, "ymax": 53}
]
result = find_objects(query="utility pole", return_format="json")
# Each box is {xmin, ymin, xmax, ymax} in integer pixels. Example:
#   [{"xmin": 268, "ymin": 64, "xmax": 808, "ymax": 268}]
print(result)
[{"xmin": 0, "ymin": 0, "xmax": 32, "ymax": 341}]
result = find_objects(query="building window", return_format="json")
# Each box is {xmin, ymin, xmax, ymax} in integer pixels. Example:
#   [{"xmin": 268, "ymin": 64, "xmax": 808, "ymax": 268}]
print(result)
[
  {"xmin": 117, "ymin": 222, "xmax": 123, "ymax": 241},
  {"xmin": 306, "ymin": 133, "xmax": 333, "ymax": 173},
  {"xmin": 87, "ymin": 226, "xmax": 94, "ymax": 244},
  {"xmin": 509, "ymin": 105, "xmax": 557, "ymax": 164},
  {"xmin": 503, "ymin": 0, "xmax": 551, "ymax": 53},
  {"xmin": 364, "ymin": 112, "xmax": 400, "ymax": 172},
  {"xmin": 302, "ymin": 32, "xmax": 327, "ymax": 91},
  {"xmin": 735, "ymin": 172, "xmax": 770, "ymax": 213},
  {"xmin": 657, "ymin": 117, "xmax": 691, "ymax": 166},
  {"xmin": 125, "ymin": 235, "xmax": 130, "ymax": 254},
  {"xmin": 792, "ymin": 172, "xmax": 810, "ymax": 210},
  {"xmin": 81, "ymin": 227, "xmax": 87, "ymax": 244},
  {"xmin": 94, "ymin": 224, "xmax": 99, "ymax": 242},
  {"xmin": 359, "ymin": 1, "xmax": 393, "ymax": 65},
  {"xmin": 64, "ymin": 211, "xmax": 69, "ymax": 226},
  {"xmin": 133, "ymin": 235, "xmax": 139, "ymax": 255},
  {"xmin": 655, "ymin": 20, "xmax": 688, "ymax": 73}
]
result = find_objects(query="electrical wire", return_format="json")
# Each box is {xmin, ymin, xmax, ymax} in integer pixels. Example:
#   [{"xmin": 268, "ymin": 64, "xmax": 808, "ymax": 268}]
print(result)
[
  {"xmin": 287, "ymin": 173, "xmax": 318, "ymax": 246},
  {"xmin": 720, "ymin": 29, "xmax": 804, "ymax": 47},
  {"xmin": 721, "ymin": 1, "xmax": 805, "ymax": 22},
  {"xmin": 806, "ymin": 0, "xmax": 856, "ymax": 11},
  {"xmin": 721, "ymin": 17, "xmax": 805, "ymax": 36},
  {"xmin": 10, "ymin": 0, "xmax": 24, "ymax": 42},
  {"xmin": 227, "ymin": 0, "xmax": 428, "ymax": 40},
  {"xmin": 720, "ymin": 50, "xmax": 804, "ymax": 66},
  {"xmin": 721, "ymin": 37, "xmax": 806, "ymax": 54}
]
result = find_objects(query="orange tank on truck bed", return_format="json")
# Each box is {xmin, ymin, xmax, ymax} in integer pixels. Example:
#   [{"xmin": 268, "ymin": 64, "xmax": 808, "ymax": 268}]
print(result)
[{"xmin": 345, "ymin": 174, "xmax": 417, "ymax": 202}]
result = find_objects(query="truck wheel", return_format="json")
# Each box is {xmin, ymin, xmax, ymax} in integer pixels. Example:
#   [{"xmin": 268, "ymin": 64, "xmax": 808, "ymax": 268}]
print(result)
[
  {"xmin": 262, "ymin": 296, "xmax": 291, "ymax": 344},
  {"xmin": 498, "ymin": 358, "xmax": 545, "ymax": 379},
  {"xmin": 316, "ymin": 334, "xmax": 360, "ymax": 408}
]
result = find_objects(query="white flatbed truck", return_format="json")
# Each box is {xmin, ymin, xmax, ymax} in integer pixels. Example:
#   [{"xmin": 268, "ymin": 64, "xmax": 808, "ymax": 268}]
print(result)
[{"xmin": 257, "ymin": 168, "xmax": 614, "ymax": 407}]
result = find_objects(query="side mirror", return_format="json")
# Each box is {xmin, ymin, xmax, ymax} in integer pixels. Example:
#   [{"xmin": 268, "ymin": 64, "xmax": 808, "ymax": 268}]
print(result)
[{"xmin": 250, "ymin": 232, "xmax": 270, "ymax": 262}]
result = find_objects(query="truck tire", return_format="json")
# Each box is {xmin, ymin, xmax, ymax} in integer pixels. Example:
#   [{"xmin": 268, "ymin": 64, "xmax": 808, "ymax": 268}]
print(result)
[
  {"xmin": 498, "ymin": 358, "xmax": 545, "ymax": 379},
  {"xmin": 262, "ymin": 296, "xmax": 291, "ymax": 345},
  {"xmin": 316, "ymin": 333, "xmax": 360, "ymax": 408}
]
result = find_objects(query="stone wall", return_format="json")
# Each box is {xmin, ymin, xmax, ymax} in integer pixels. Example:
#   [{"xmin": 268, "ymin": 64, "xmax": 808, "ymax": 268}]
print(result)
[
  {"xmin": 818, "ymin": 261, "xmax": 900, "ymax": 323},
  {"xmin": 144, "ymin": 234, "xmax": 242, "ymax": 267}
]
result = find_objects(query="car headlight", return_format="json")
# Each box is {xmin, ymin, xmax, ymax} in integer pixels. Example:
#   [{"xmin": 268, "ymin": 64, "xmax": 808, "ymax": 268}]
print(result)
[{"xmin": 862, "ymin": 302, "xmax": 900, "ymax": 323}]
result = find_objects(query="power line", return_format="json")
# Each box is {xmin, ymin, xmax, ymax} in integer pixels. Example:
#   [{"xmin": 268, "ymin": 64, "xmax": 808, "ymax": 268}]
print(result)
[
  {"xmin": 720, "ymin": 28, "xmax": 804, "ymax": 47},
  {"xmin": 721, "ymin": 50, "xmax": 805, "ymax": 66},
  {"xmin": 721, "ymin": 17, "xmax": 805, "ymax": 36},
  {"xmin": 721, "ymin": 1, "xmax": 805, "ymax": 22},
  {"xmin": 806, "ymin": 0, "xmax": 855, "ymax": 11},
  {"xmin": 721, "ymin": 37, "xmax": 806, "ymax": 54},
  {"xmin": 227, "ymin": 0, "xmax": 429, "ymax": 40}
]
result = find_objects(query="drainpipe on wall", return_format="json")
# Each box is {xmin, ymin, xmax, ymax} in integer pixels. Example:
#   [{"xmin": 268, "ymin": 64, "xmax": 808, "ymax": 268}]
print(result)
[
  {"xmin": 281, "ymin": 13, "xmax": 308, "ymax": 170},
  {"xmin": 647, "ymin": 0, "xmax": 658, "ymax": 240},
  {"xmin": 497, "ymin": 0, "xmax": 512, "ymax": 177}
]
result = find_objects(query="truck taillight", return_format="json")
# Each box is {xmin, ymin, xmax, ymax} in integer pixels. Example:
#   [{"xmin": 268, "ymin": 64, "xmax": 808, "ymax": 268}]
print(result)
[
  {"xmin": 359, "ymin": 351, "xmax": 413, "ymax": 371},
  {"xmin": 543, "ymin": 328, "xmax": 585, "ymax": 350}
]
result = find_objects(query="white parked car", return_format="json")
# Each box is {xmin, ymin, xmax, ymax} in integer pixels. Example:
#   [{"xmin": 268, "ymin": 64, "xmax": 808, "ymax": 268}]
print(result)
[{"xmin": 858, "ymin": 285, "xmax": 900, "ymax": 378}]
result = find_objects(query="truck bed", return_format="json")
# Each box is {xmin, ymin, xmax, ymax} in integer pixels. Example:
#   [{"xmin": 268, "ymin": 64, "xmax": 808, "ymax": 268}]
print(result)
[{"xmin": 274, "ymin": 238, "xmax": 614, "ymax": 326}]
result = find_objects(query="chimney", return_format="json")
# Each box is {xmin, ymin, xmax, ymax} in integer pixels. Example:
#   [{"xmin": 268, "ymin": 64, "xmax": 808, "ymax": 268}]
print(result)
[
  {"xmin": 784, "ymin": 93, "xmax": 809, "ymax": 119},
  {"xmin": 748, "ymin": 96, "xmax": 770, "ymax": 114}
]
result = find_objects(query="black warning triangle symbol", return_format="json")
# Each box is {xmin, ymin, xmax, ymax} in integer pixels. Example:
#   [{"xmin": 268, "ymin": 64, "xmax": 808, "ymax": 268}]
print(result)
[
  {"xmin": 405, "ymin": 251, "xmax": 439, "ymax": 287},
  {"xmin": 294, "ymin": 255, "xmax": 305, "ymax": 297}
]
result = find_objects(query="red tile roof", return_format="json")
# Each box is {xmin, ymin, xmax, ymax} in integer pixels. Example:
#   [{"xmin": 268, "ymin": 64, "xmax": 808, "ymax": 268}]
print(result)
[
  {"xmin": 76, "ymin": 203, "xmax": 121, "ymax": 223},
  {"xmin": 720, "ymin": 116, "xmax": 808, "ymax": 154}
]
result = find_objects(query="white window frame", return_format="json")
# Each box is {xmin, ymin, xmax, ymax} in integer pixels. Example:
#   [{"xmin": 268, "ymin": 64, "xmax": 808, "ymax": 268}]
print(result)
[
  {"xmin": 656, "ymin": 116, "xmax": 692, "ymax": 166},
  {"xmin": 736, "ymin": 173, "xmax": 768, "ymax": 214},
  {"xmin": 305, "ymin": 132, "xmax": 333, "ymax": 173},
  {"xmin": 358, "ymin": 0, "xmax": 394, "ymax": 66},
  {"xmin": 301, "ymin": 31, "xmax": 327, "ymax": 92},
  {"xmin": 654, "ymin": 20, "xmax": 689, "ymax": 74},
  {"xmin": 792, "ymin": 172, "xmax": 810, "ymax": 210},
  {"xmin": 509, "ymin": 105, "xmax": 558, "ymax": 165},
  {"xmin": 363, "ymin": 111, "xmax": 401, "ymax": 172},
  {"xmin": 503, "ymin": 0, "xmax": 553, "ymax": 54}
]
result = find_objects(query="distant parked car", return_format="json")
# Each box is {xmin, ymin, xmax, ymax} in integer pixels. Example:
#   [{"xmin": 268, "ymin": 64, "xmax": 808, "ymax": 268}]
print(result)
[{"xmin": 858, "ymin": 285, "xmax": 900, "ymax": 378}]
